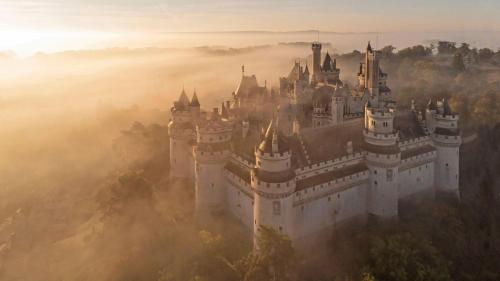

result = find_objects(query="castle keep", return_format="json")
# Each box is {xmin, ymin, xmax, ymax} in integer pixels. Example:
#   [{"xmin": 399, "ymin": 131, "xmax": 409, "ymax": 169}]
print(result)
[{"xmin": 168, "ymin": 42, "xmax": 461, "ymax": 243}]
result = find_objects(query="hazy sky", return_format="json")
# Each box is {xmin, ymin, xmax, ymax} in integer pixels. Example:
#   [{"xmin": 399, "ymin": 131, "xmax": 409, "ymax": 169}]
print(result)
[{"xmin": 0, "ymin": 0, "xmax": 499, "ymax": 55}]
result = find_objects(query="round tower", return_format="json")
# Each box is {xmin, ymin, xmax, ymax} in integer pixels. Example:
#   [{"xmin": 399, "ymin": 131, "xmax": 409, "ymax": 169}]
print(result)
[
  {"xmin": 331, "ymin": 86, "xmax": 345, "ymax": 125},
  {"xmin": 251, "ymin": 118, "xmax": 295, "ymax": 244},
  {"xmin": 194, "ymin": 108, "xmax": 233, "ymax": 212},
  {"xmin": 311, "ymin": 42, "xmax": 322, "ymax": 83},
  {"xmin": 168, "ymin": 89, "xmax": 196, "ymax": 179},
  {"xmin": 431, "ymin": 99, "xmax": 461, "ymax": 198},
  {"xmin": 363, "ymin": 103, "xmax": 401, "ymax": 218}
]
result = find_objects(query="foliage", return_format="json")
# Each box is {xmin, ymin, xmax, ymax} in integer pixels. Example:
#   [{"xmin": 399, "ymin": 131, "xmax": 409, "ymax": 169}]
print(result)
[
  {"xmin": 478, "ymin": 48, "xmax": 494, "ymax": 62},
  {"xmin": 191, "ymin": 225, "xmax": 297, "ymax": 281},
  {"xmin": 397, "ymin": 45, "xmax": 432, "ymax": 59},
  {"xmin": 437, "ymin": 41, "xmax": 457, "ymax": 55},
  {"xmin": 452, "ymin": 53, "xmax": 465, "ymax": 72},
  {"xmin": 366, "ymin": 233, "xmax": 451, "ymax": 281},
  {"xmin": 241, "ymin": 226, "xmax": 297, "ymax": 281}
]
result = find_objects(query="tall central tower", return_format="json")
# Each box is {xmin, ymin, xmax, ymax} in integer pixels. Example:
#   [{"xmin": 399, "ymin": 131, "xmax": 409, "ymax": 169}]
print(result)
[
  {"xmin": 365, "ymin": 42, "xmax": 380, "ymax": 98},
  {"xmin": 311, "ymin": 42, "xmax": 322, "ymax": 84}
]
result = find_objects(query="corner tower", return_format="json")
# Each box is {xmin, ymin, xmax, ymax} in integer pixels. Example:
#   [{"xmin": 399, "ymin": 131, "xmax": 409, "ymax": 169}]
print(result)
[
  {"xmin": 168, "ymin": 89, "xmax": 196, "ymax": 179},
  {"xmin": 194, "ymin": 108, "xmax": 233, "ymax": 212},
  {"xmin": 430, "ymin": 99, "xmax": 461, "ymax": 198},
  {"xmin": 251, "ymin": 118, "xmax": 295, "ymax": 244},
  {"xmin": 363, "ymin": 101, "xmax": 401, "ymax": 218}
]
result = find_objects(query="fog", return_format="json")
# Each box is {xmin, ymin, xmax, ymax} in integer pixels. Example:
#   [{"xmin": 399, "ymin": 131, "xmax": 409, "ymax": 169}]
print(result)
[
  {"xmin": 0, "ymin": 35, "xmax": 499, "ymax": 280},
  {"xmin": 0, "ymin": 42, "xmax": 320, "ymax": 280}
]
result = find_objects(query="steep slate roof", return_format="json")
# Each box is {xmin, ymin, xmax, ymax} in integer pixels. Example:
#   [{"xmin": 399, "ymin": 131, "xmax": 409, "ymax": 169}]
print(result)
[
  {"xmin": 190, "ymin": 91, "xmax": 200, "ymax": 106},
  {"xmin": 178, "ymin": 89, "xmax": 190, "ymax": 107},
  {"xmin": 288, "ymin": 63, "xmax": 301, "ymax": 81},
  {"xmin": 322, "ymin": 52, "xmax": 335, "ymax": 72},
  {"xmin": 394, "ymin": 110, "xmax": 426, "ymax": 141},
  {"xmin": 300, "ymin": 119, "xmax": 365, "ymax": 163},
  {"xmin": 235, "ymin": 75, "xmax": 264, "ymax": 98}
]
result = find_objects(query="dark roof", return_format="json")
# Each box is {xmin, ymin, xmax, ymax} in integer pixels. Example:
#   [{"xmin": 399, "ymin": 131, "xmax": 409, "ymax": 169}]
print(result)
[
  {"xmin": 300, "ymin": 119, "xmax": 365, "ymax": 163},
  {"xmin": 225, "ymin": 161, "xmax": 251, "ymax": 183},
  {"xmin": 322, "ymin": 52, "xmax": 335, "ymax": 72},
  {"xmin": 442, "ymin": 98, "xmax": 453, "ymax": 115},
  {"xmin": 303, "ymin": 65, "xmax": 309, "ymax": 74},
  {"xmin": 367, "ymin": 41, "xmax": 373, "ymax": 53},
  {"xmin": 296, "ymin": 162, "xmax": 368, "ymax": 191},
  {"xmin": 401, "ymin": 145, "xmax": 435, "ymax": 160},
  {"xmin": 190, "ymin": 91, "xmax": 200, "ymax": 106},
  {"xmin": 394, "ymin": 110, "xmax": 426, "ymax": 141},
  {"xmin": 434, "ymin": 127, "xmax": 460, "ymax": 136},
  {"xmin": 178, "ymin": 89, "xmax": 190, "ymax": 107},
  {"xmin": 288, "ymin": 63, "xmax": 301, "ymax": 81},
  {"xmin": 363, "ymin": 142, "xmax": 400, "ymax": 154},
  {"xmin": 253, "ymin": 168, "xmax": 295, "ymax": 183},
  {"xmin": 235, "ymin": 75, "xmax": 265, "ymax": 98}
]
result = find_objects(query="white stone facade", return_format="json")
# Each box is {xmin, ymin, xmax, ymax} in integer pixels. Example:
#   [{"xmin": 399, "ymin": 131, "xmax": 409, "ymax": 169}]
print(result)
[{"xmin": 168, "ymin": 43, "xmax": 461, "ymax": 245}]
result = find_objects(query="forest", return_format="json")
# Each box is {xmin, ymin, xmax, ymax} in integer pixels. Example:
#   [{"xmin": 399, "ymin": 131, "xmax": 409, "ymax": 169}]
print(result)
[{"xmin": 0, "ymin": 40, "xmax": 499, "ymax": 280}]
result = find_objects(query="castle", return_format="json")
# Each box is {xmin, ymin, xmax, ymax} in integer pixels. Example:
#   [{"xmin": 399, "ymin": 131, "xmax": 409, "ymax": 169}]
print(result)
[{"xmin": 168, "ymin": 42, "xmax": 461, "ymax": 244}]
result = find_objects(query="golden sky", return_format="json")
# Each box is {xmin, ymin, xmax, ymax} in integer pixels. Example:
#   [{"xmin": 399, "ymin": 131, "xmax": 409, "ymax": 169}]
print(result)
[{"xmin": 0, "ymin": 0, "xmax": 498, "ymax": 56}]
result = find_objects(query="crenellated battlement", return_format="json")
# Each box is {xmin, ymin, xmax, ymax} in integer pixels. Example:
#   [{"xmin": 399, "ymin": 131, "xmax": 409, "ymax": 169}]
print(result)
[{"xmin": 168, "ymin": 41, "xmax": 461, "ymax": 245}]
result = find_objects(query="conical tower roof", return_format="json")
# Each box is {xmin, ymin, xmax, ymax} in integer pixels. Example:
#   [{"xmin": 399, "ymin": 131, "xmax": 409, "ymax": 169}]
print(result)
[
  {"xmin": 322, "ymin": 52, "xmax": 334, "ymax": 72},
  {"xmin": 178, "ymin": 88, "xmax": 190, "ymax": 107},
  {"xmin": 190, "ymin": 90, "xmax": 200, "ymax": 107},
  {"xmin": 367, "ymin": 41, "xmax": 373, "ymax": 53}
]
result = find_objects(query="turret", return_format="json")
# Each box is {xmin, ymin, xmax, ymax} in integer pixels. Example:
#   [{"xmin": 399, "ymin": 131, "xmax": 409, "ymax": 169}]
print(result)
[
  {"xmin": 168, "ymin": 89, "xmax": 196, "ymax": 179},
  {"xmin": 194, "ymin": 108, "xmax": 233, "ymax": 212},
  {"xmin": 251, "ymin": 117, "xmax": 295, "ymax": 245},
  {"xmin": 190, "ymin": 90, "xmax": 201, "ymax": 120},
  {"xmin": 331, "ymin": 85, "xmax": 345, "ymax": 125},
  {"xmin": 363, "ymin": 102, "xmax": 401, "ymax": 218},
  {"xmin": 430, "ymin": 98, "xmax": 461, "ymax": 198}
]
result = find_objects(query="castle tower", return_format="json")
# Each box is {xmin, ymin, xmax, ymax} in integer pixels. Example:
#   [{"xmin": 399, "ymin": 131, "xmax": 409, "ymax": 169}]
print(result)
[
  {"xmin": 431, "ymin": 99, "xmax": 461, "ymax": 198},
  {"xmin": 365, "ymin": 42, "xmax": 380, "ymax": 95},
  {"xmin": 168, "ymin": 89, "xmax": 196, "ymax": 179},
  {"xmin": 251, "ymin": 117, "xmax": 295, "ymax": 244},
  {"xmin": 194, "ymin": 108, "xmax": 233, "ymax": 212},
  {"xmin": 190, "ymin": 90, "xmax": 201, "ymax": 120},
  {"xmin": 363, "ymin": 102, "xmax": 401, "ymax": 218},
  {"xmin": 331, "ymin": 86, "xmax": 344, "ymax": 125},
  {"xmin": 302, "ymin": 65, "xmax": 310, "ymax": 84},
  {"xmin": 311, "ymin": 42, "xmax": 322, "ymax": 84}
]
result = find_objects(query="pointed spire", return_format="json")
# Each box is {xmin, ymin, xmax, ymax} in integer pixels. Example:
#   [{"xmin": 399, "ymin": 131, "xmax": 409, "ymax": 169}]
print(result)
[
  {"xmin": 221, "ymin": 101, "xmax": 228, "ymax": 118},
  {"xmin": 322, "ymin": 51, "xmax": 334, "ymax": 72},
  {"xmin": 304, "ymin": 64, "xmax": 310, "ymax": 74},
  {"xmin": 178, "ymin": 88, "xmax": 190, "ymax": 107},
  {"xmin": 242, "ymin": 65, "xmax": 245, "ymax": 77},
  {"xmin": 367, "ymin": 41, "xmax": 373, "ymax": 52},
  {"xmin": 190, "ymin": 89, "xmax": 200, "ymax": 107},
  {"xmin": 442, "ymin": 98, "xmax": 452, "ymax": 115}
]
